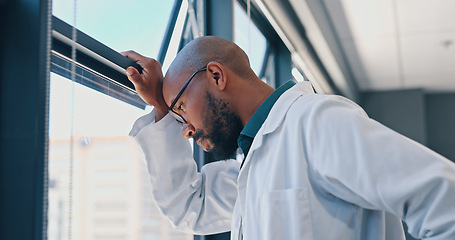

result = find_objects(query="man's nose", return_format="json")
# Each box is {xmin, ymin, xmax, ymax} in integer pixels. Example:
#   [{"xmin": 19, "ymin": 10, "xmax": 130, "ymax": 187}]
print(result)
[{"xmin": 182, "ymin": 123, "xmax": 196, "ymax": 139}]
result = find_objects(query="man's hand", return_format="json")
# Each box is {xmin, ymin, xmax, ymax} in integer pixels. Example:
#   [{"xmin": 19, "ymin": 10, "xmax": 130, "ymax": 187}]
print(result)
[{"xmin": 122, "ymin": 51, "xmax": 168, "ymax": 121}]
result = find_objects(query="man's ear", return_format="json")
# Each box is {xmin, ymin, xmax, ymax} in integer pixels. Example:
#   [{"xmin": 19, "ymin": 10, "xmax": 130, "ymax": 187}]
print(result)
[{"xmin": 206, "ymin": 61, "xmax": 226, "ymax": 91}]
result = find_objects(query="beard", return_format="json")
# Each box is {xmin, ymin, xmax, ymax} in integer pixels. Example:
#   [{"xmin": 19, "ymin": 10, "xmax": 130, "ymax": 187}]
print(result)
[{"xmin": 192, "ymin": 92, "xmax": 243, "ymax": 159}]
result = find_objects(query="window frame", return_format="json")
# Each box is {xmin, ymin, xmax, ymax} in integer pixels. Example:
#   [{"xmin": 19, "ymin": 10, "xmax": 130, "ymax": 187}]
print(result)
[
  {"xmin": 50, "ymin": 0, "xmax": 185, "ymax": 108},
  {"xmin": 51, "ymin": 16, "xmax": 142, "ymax": 93}
]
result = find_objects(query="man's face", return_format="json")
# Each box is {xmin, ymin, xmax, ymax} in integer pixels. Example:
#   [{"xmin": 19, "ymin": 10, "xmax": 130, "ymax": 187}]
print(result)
[{"xmin": 163, "ymin": 70, "xmax": 243, "ymax": 159}]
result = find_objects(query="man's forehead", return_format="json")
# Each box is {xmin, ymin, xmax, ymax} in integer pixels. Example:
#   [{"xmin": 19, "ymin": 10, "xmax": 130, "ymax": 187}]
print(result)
[{"xmin": 163, "ymin": 69, "xmax": 192, "ymax": 105}]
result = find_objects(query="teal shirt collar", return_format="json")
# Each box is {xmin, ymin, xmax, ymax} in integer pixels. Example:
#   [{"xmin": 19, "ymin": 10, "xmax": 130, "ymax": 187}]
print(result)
[{"xmin": 238, "ymin": 80, "xmax": 296, "ymax": 158}]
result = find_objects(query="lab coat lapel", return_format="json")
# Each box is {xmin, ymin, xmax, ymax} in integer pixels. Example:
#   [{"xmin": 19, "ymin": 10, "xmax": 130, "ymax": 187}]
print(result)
[{"xmin": 239, "ymin": 82, "xmax": 314, "ymax": 174}]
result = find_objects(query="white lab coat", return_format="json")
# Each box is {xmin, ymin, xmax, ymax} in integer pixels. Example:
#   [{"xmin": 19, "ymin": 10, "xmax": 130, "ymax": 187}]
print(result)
[{"xmin": 130, "ymin": 82, "xmax": 455, "ymax": 240}]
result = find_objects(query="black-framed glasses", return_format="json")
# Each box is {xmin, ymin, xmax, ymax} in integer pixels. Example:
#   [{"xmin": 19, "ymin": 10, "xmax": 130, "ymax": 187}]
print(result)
[{"xmin": 168, "ymin": 67, "xmax": 207, "ymax": 124}]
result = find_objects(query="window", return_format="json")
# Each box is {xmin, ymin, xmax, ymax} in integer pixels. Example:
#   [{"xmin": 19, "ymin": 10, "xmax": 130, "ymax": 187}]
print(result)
[
  {"xmin": 233, "ymin": 1, "xmax": 267, "ymax": 78},
  {"xmin": 233, "ymin": 0, "xmax": 293, "ymax": 88},
  {"xmin": 48, "ymin": 73, "xmax": 193, "ymax": 240},
  {"xmin": 48, "ymin": 0, "xmax": 192, "ymax": 239}
]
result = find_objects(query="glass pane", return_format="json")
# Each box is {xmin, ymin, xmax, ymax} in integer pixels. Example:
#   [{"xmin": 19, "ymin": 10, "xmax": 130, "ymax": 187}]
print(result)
[
  {"xmin": 233, "ymin": 1, "xmax": 267, "ymax": 76},
  {"xmin": 50, "ymin": 53, "xmax": 147, "ymax": 109},
  {"xmin": 48, "ymin": 72, "xmax": 193, "ymax": 240},
  {"xmin": 52, "ymin": 0, "xmax": 175, "ymax": 58}
]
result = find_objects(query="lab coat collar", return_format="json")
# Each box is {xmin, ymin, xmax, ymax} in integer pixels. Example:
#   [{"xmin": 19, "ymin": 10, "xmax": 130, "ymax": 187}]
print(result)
[
  {"xmin": 262, "ymin": 81, "xmax": 314, "ymax": 135},
  {"xmin": 239, "ymin": 81, "xmax": 315, "ymax": 171}
]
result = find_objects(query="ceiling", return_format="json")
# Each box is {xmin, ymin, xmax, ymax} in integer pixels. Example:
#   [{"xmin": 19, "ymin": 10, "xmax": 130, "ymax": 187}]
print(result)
[
  {"xmin": 323, "ymin": 0, "xmax": 455, "ymax": 92},
  {"xmin": 259, "ymin": 0, "xmax": 455, "ymax": 96}
]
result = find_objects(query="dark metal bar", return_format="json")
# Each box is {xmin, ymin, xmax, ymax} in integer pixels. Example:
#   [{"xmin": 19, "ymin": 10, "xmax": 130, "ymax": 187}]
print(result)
[
  {"xmin": 158, "ymin": 0, "xmax": 183, "ymax": 63},
  {"xmin": 0, "ymin": 0, "xmax": 49, "ymax": 239},
  {"xmin": 258, "ymin": 43, "xmax": 271, "ymax": 79},
  {"xmin": 50, "ymin": 53, "xmax": 147, "ymax": 109},
  {"xmin": 205, "ymin": 0, "xmax": 233, "ymax": 41},
  {"xmin": 274, "ymin": 42, "xmax": 293, "ymax": 87},
  {"xmin": 52, "ymin": 16, "xmax": 142, "ymax": 92}
]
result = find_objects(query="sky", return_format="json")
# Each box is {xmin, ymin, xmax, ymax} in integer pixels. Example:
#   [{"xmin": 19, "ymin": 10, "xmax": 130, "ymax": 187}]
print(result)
[{"xmin": 52, "ymin": 0, "xmax": 174, "ymax": 58}]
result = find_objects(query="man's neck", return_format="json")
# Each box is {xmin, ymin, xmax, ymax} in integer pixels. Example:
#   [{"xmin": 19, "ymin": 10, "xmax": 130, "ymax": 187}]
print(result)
[{"xmin": 232, "ymin": 80, "xmax": 275, "ymax": 127}]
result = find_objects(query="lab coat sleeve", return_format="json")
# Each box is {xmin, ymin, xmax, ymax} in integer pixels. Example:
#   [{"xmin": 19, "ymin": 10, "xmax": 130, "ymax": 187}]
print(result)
[
  {"xmin": 129, "ymin": 110, "xmax": 239, "ymax": 235},
  {"xmin": 305, "ymin": 95, "xmax": 455, "ymax": 240}
]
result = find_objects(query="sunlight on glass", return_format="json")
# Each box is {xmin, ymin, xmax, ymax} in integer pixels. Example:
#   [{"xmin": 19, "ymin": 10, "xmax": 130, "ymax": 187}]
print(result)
[
  {"xmin": 292, "ymin": 67, "xmax": 305, "ymax": 82},
  {"xmin": 48, "ymin": 74, "xmax": 147, "ymax": 139},
  {"xmin": 233, "ymin": 1, "xmax": 267, "ymax": 75},
  {"xmin": 162, "ymin": 0, "xmax": 189, "ymax": 73},
  {"xmin": 52, "ymin": 0, "xmax": 174, "ymax": 58}
]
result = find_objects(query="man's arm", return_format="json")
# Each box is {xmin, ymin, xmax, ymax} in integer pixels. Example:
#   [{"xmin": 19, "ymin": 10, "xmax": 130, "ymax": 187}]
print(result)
[
  {"xmin": 306, "ymin": 95, "xmax": 455, "ymax": 239},
  {"xmin": 124, "ymin": 52, "xmax": 239, "ymax": 234},
  {"xmin": 130, "ymin": 110, "xmax": 239, "ymax": 234}
]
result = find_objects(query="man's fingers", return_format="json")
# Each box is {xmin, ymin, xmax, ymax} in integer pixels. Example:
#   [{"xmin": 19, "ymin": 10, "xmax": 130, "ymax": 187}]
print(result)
[
  {"xmin": 121, "ymin": 50, "xmax": 145, "ymax": 62},
  {"xmin": 125, "ymin": 66, "xmax": 141, "ymax": 84}
]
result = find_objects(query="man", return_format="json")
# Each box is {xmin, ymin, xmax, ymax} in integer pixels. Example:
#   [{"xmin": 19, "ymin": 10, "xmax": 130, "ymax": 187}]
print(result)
[{"xmin": 123, "ymin": 36, "xmax": 455, "ymax": 240}]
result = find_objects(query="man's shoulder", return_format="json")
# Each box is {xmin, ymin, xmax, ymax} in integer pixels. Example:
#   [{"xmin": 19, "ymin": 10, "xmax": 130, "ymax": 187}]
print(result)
[
  {"xmin": 283, "ymin": 92, "xmax": 367, "ymax": 126},
  {"xmin": 288, "ymin": 92, "xmax": 362, "ymax": 114},
  {"xmin": 263, "ymin": 83, "xmax": 366, "ymax": 133}
]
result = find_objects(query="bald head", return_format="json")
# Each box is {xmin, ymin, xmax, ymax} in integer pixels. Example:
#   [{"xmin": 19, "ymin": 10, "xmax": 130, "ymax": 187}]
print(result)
[{"xmin": 166, "ymin": 36, "xmax": 256, "ymax": 81}]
